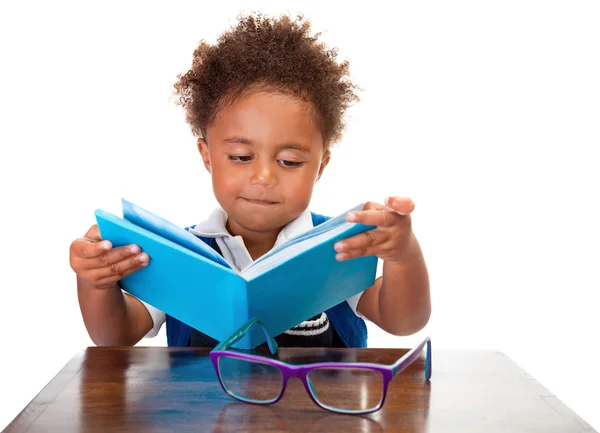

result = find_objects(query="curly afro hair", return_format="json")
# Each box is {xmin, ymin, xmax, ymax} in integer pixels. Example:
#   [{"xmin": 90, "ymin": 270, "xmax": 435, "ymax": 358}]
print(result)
[{"xmin": 173, "ymin": 12, "xmax": 360, "ymax": 147}]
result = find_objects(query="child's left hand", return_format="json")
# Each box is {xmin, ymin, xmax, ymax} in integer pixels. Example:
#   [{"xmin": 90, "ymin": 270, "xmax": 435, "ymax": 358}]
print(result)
[{"xmin": 334, "ymin": 196, "xmax": 415, "ymax": 263}]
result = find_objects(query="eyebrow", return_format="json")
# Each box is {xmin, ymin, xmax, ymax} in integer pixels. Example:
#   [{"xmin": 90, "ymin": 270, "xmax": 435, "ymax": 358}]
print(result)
[{"xmin": 222, "ymin": 137, "xmax": 311, "ymax": 153}]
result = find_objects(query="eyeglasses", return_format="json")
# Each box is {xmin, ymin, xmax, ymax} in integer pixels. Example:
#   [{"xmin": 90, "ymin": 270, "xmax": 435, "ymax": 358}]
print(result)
[{"xmin": 209, "ymin": 318, "xmax": 432, "ymax": 415}]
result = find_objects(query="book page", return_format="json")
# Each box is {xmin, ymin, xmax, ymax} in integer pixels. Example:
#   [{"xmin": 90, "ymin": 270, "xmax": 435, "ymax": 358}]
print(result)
[
  {"xmin": 241, "ymin": 203, "xmax": 366, "ymax": 280},
  {"xmin": 122, "ymin": 198, "xmax": 232, "ymax": 269}
]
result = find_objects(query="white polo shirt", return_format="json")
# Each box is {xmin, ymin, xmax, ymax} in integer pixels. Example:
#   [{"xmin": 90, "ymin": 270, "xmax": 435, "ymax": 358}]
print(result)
[{"xmin": 133, "ymin": 207, "xmax": 366, "ymax": 338}]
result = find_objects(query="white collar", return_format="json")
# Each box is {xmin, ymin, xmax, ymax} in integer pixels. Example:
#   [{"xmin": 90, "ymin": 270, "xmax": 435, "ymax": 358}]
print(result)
[
  {"xmin": 188, "ymin": 207, "xmax": 314, "ymax": 271},
  {"xmin": 190, "ymin": 207, "xmax": 313, "ymax": 244}
]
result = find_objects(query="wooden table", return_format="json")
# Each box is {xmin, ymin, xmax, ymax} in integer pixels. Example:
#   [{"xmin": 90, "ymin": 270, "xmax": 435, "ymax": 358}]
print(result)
[{"xmin": 3, "ymin": 346, "xmax": 595, "ymax": 432}]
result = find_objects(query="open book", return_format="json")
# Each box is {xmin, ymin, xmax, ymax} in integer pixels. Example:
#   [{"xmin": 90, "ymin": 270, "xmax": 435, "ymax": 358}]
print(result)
[{"xmin": 95, "ymin": 199, "xmax": 378, "ymax": 349}]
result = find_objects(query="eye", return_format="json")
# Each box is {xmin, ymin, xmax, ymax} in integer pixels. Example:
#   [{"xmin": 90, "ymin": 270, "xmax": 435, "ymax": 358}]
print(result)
[
  {"xmin": 278, "ymin": 160, "xmax": 304, "ymax": 168},
  {"xmin": 229, "ymin": 155, "xmax": 252, "ymax": 163}
]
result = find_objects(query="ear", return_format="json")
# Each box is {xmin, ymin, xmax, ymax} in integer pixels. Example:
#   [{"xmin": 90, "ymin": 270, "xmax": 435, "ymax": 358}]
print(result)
[
  {"xmin": 197, "ymin": 138, "xmax": 211, "ymax": 173},
  {"xmin": 316, "ymin": 149, "xmax": 331, "ymax": 183}
]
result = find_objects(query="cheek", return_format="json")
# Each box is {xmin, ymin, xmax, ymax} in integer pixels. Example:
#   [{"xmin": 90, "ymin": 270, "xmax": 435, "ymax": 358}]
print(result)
[
  {"xmin": 211, "ymin": 166, "xmax": 242, "ymax": 196},
  {"xmin": 282, "ymin": 169, "xmax": 318, "ymax": 194}
]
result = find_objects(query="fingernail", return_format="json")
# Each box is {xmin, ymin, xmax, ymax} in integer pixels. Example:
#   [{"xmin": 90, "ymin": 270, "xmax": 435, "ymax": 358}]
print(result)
[
  {"xmin": 138, "ymin": 254, "xmax": 149, "ymax": 263},
  {"xmin": 384, "ymin": 196, "xmax": 391, "ymax": 205},
  {"xmin": 336, "ymin": 253, "xmax": 346, "ymax": 261},
  {"xmin": 101, "ymin": 241, "xmax": 111, "ymax": 250},
  {"xmin": 347, "ymin": 212, "xmax": 356, "ymax": 221},
  {"xmin": 130, "ymin": 245, "xmax": 140, "ymax": 254},
  {"xmin": 334, "ymin": 242, "xmax": 344, "ymax": 251}
]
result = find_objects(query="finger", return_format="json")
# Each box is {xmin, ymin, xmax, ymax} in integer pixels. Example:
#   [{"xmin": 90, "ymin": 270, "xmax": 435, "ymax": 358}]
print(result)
[
  {"xmin": 346, "ymin": 209, "xmax": 402, "ymax": 228},
  {"xmin": 363, "ymin": 201, "xmax": 385, "ymax": 211},
  {"xmin": 334, "ymin": 229, "xmax": 388, "ymax": 254},
  {"xmin": 71, "ymin": 237, "xmax": 112, "ymax": 259},
  {"xmin": 78, "ymin": 244, "xmax": 145, "ymax": 271},
  {"xmin": 85, "ymin": 252, "xmax": 150, "ymax": 283},
  {"xmin": 384, "ymin": 196, "xmax": 415, "ymax": 215},
  {"xmin": 92, "ymin": 261, "xmax": 147, "ymax": 287},
  {"xmin": 336, "ymin": 244, "xmax": 386, "ymax": 261},
  {"xmin": 74, "ymin": 225, "xmax": 111, "ymax": 259}
]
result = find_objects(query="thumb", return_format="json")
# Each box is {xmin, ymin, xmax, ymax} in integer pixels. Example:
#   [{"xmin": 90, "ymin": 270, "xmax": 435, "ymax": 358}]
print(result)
[
  {"xmin": 363, "ymin": 201, "xmax": 385, "ymax": 211},
  {"xmin": 84, "ymin": 224, "xmax": 102, "ymax": 242}
]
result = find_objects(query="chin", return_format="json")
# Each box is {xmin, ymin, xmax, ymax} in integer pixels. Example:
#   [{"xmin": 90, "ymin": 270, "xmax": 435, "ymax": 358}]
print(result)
[
  {"xmin": 231, "ymin": 212, "xmax": 289, "ymax": 233},
  {"xmin": 241, "ymin": 218, "xmax": 282, "ymax": 232}
]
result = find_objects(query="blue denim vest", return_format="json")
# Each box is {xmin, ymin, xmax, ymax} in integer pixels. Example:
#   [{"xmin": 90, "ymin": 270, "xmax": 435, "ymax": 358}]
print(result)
[{"xmin": 165, "ymin": 212, "xmax": 368, "ymax": 348}]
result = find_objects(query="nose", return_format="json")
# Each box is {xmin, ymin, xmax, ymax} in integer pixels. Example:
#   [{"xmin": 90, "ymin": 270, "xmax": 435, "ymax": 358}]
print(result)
[{"xmin": 250, "ymin": 159, "xmax": 278, "ymax": 187}]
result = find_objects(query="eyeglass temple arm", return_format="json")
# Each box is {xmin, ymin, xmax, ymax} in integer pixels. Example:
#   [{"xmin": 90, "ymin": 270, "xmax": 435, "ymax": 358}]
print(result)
[
  {"xmin": 391, "ymin": 337, "xmax": 432, "ymax": 381},
  {"xmin": 213, "ymin": 317, "xmax": 279, "ymax": 354}
]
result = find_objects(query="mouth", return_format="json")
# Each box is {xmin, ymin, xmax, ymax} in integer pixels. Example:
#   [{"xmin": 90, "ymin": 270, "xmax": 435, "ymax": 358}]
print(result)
[{"xmin": 242, "ymin": 198, "xmax": 279, "ymax": 206}]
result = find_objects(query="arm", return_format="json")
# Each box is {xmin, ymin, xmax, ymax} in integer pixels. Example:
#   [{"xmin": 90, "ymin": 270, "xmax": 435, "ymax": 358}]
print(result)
[
  {"xmin": 77, "ymin": 279, "xmax": 153, "ymax": 346},
  {"xmin": 335, "ymin": 197, "xmax": 431, "ymax": 336},
  {"xmin": 70, "ymin": 224, "xmax": 153, "ymax": 346},
  {"xmin": 356, "ymin": 232, "xmax": 431, "ymax": 335}
]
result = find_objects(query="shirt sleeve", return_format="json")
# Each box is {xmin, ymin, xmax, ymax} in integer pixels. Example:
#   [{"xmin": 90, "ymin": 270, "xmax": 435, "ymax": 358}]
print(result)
[
  {"xmin": 124, "ymin": 291, "xmax": 166, "ymax": 338},
  {"xmin": 346, "ymin": 258, "xmax": 383, "ymax": 320},
  {"xmin": 346, "ymin": 292, "xmax": 366, "ymax": 319}
]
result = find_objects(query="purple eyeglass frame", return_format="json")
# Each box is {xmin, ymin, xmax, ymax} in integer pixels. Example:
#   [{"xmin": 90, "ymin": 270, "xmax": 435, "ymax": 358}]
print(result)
[{"xmin": 209, "ymin": 317, "xmax": 432, "ymax": 414}]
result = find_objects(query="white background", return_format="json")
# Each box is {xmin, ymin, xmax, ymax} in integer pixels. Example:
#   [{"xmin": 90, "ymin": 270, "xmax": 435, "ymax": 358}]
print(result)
[{"xmin": 1, "ymin": 1, "xmax": 599, "ymax": 430}]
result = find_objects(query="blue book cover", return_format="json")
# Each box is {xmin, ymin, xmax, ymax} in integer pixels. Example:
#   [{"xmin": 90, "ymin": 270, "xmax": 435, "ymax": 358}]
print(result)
[{"xmin": 95, "ymin": 199, "xmax": 378, "ymax": 349}]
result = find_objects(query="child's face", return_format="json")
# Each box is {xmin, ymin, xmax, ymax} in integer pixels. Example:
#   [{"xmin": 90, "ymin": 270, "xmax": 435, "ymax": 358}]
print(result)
[{"xmin": 198, "ymin": 91, "xmax": 330, "ymax": 236}]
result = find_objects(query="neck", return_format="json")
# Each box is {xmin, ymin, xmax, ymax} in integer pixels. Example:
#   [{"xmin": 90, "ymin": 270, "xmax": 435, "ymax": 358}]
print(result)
[{"xmin": 225, "ymin": 220, "xmax": 281, "ymax": 261}]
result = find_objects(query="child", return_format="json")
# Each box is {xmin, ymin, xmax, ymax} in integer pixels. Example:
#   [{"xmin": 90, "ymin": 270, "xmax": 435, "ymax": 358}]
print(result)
[{"xmin": 69, "ymin": 12, "xmax": 431, "ymax": 348}]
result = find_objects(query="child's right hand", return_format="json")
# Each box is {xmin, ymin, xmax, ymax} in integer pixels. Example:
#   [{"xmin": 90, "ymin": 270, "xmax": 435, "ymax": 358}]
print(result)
[{"xmin": 70, "ymin": 224, "xmax": 150, "ymax": 290}]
